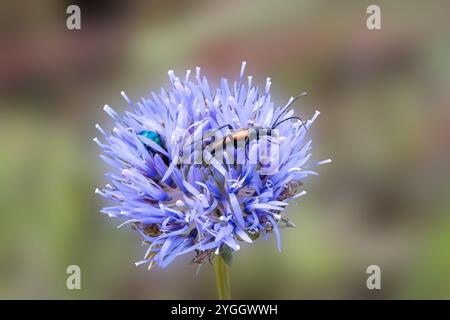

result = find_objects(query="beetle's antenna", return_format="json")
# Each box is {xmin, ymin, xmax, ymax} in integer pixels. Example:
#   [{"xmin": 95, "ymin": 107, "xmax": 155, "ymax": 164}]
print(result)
[
  {"xmin": 272, "ymin": 116, "xmax": 307, "ymax": 131},
  {"xmin": 272, "ymin": 92, "xmax": 307, "ymax": 128},
  {"xmin": 215, "ymin": 124, "xmax": 234, "ymax": 132}
]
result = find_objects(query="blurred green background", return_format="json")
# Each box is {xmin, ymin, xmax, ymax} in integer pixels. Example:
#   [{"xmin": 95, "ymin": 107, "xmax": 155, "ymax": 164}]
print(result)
[{"xmin": 1, "ymin": 0, "xmax": 450, "ymax": 299}]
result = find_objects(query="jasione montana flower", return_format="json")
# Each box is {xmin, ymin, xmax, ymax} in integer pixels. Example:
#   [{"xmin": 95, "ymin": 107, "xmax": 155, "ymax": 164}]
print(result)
[{"xmin": 94, "ymin": 62, "xmax": 330, "ymax": 269}]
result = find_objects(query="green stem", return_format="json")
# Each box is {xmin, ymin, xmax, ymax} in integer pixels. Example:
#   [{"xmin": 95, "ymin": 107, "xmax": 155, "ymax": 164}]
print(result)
[{"xmin": 213, "ymin": 255, "xmax": 231, "ymax": 300}]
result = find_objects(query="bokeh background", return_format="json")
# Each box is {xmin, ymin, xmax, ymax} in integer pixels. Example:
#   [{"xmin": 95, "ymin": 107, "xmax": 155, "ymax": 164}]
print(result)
[{"xmin": 1, "ymin": 0, "xmax": 449, "ymax": 299}]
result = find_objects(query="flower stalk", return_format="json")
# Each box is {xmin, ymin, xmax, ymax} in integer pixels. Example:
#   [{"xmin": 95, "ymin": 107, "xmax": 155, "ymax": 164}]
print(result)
[{"xmin": 213, "ymin": 255, "xmax": 231, "ymax": 300}]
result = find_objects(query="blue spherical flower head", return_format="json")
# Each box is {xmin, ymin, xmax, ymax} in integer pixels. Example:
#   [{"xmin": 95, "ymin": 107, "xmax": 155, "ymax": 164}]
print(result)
[{"xmin": 94, "ymin": 62, "xmax": 330, "ymax": 269}]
